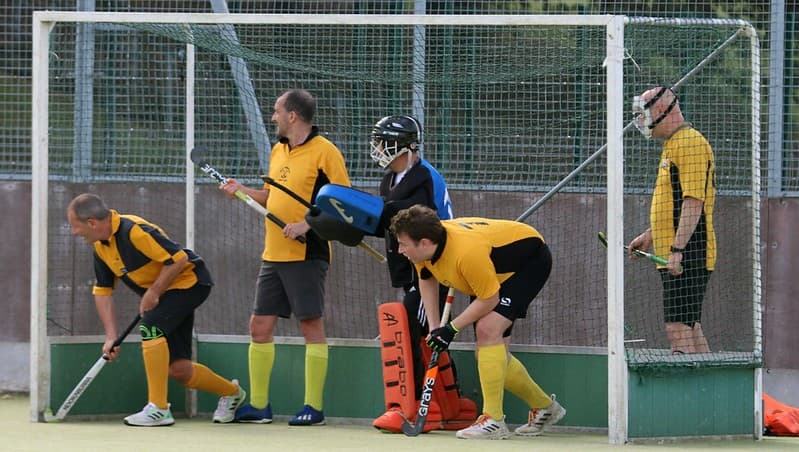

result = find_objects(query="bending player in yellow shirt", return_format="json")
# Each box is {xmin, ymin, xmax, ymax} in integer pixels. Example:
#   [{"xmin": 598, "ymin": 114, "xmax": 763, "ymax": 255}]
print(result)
[{"xmin": 389, "ymin": 205, "xmax": 566, "ymax": 440}]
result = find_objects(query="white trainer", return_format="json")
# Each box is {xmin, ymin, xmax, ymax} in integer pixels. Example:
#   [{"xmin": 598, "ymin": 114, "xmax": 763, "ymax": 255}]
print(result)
[
  {"xmin": 123, "ymin": 402, "xmax": 175, "ymax": 427},
  {"xmin": 455, "ymin": 414, "xmax": 510, "ymax": 440},
  {"xmin": 213, "ymin": 379, "xmax": 247, "ymax": 423},
  {"xmin": 514, "ymin": 394, "xmax": 566, "ymax": 436}
]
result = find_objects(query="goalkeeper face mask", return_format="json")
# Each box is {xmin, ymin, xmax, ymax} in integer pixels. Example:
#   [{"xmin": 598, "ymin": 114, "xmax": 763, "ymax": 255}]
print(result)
[
  {"xmin": 632, "ymin": 96, "xmax": 655, "ymax": 139},
  {"xmin": 370, "ymin": 139, "xmax": 414, "ymax": 168},
  {"xmin": 632, "ymin": 87, "xmax": 677, "ymax": 139}
]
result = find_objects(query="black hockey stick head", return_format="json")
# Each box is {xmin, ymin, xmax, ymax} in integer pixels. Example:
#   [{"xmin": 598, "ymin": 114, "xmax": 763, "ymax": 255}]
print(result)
[
  {"xmin": 401, "ymin": 418, "xmax": 423, "ymax": 436},
  {"xmin": 189, "ymin": 145, "xmax": 209, "ymax": 166}
]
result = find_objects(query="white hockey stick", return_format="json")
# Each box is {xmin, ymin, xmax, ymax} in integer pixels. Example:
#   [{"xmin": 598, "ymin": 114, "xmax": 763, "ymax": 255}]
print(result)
[
  {"xmin": 44, "ymin": 314, "xmax": 141, "ymax": 422},
  {"xmin": 190, "ymin": 146, "xmax": 305, "ymax": 243}
]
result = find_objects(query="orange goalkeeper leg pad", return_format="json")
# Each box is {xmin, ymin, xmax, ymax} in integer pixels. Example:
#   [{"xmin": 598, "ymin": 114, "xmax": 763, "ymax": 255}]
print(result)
[
  {"xmin": 374, "ymin": 302, "xmax": 416, "ymax": 427},
  {"xmin": 373, "ymin": 302, "xmax": 477, "ymax": 432}
]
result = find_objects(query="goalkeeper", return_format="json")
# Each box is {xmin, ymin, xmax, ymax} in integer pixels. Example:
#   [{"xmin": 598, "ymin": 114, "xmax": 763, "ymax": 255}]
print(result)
[
  {"xmin": 368, "ymin": 115, "xmax": 476, "ymax": 432},
  {"xmin": 390, "ymin": 205, "xmax": 566, "ymax": 440}
]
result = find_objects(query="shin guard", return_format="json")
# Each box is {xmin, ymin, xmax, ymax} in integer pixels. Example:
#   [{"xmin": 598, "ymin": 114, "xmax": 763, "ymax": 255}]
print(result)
[{"xmin": 376, "ymin": 302, "xmax": 416, "ymax": 419}]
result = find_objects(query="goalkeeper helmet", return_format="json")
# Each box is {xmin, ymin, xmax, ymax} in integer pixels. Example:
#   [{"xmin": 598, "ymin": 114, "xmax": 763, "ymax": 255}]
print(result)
[{"xmin": 370, "ymin": 115, "xmax": 421, "ymax": 168}]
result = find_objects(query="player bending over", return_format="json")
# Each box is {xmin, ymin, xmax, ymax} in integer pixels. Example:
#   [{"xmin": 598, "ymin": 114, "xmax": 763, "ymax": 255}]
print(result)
[
  {"xmin": 390, "ymin": 205, "xmax": 566, "ymax": 440},
  {"xmin": 67, "ymin": 193, "xmax": 245, "ymax": 426}
]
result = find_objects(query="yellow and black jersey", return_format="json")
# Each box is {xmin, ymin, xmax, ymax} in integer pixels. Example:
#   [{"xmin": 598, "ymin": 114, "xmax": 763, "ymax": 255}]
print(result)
[
  {"xmin": 92, "ymin": 210, "xmax": 212, "ymax": 297},
  {"xmin": 651, "ymin": 127, "xmax": 716, "ymax": 270},
  {"xmin": 413, "ymin": 218, "xmax": 544, "ymax": 299},
  {"xmin": 263, "ymin": 127, "xmax": 351, "ymax": 262}
]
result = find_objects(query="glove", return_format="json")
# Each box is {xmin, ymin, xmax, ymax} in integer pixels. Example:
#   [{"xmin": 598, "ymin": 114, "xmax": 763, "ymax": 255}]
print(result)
[
  {"xmin": 305, "ymin": 208, "xmax": 365, "ymax": 246},
  {"xmin": 427, "ymin": 322, "xmax": 459, "ymax": 353}
]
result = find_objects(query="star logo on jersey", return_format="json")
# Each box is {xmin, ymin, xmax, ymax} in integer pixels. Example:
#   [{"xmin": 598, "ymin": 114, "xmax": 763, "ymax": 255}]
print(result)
[
  {"xmin": 328, "ymin": 198, "xmax": 354, "ymax": 224},
  {"xmin": 499, "ymin": 297, "xmax": 512, "ymax": 307}
]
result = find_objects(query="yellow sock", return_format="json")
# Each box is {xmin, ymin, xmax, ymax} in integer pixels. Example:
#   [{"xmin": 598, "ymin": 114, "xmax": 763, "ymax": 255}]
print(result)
[
  {"xmin": 304, "ymin": 343, "xmax": 328, "ymax": 410},
  {"xmin": 142, "ymin": 337, "xmax": 169, "ymax": 409},
  {"xmin": 248, "ymin": 342, "xmax": 274, "ymax": 409},
  {"xmin": 477, "ymin": 344, "xmax": 508, "ymax": 420},
  {"xmin": 185, "ymin": 362, "xmax": 237, "ymax": 396},
  {"xmin": 504, "ymin": 355, "xmax": 552, "ymax": 408}
]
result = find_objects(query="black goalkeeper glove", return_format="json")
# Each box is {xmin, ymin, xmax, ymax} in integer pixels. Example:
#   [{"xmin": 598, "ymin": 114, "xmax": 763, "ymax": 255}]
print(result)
[{"xmin": 427, "ymin": 322, "xmax": 459, "ymax": 353}]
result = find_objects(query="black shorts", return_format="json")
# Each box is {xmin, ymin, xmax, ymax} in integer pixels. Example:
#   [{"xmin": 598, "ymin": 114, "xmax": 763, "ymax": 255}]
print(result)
[
  {"xmin": 494, "ymin": 240, "xmax": 552, "ymax": 337},
  {"xmin": 660, "ymin": 266, "xmax": 712, "ymax": 325},
  {"xmin": 140, "ymin": 283, "xmax": 210, "ymax": 361},
  {"xmin": 402, "ymin": 282, "xmax": 450, "ymax": 335},
  {"xmin": 253, "ymin": 260, "xmax": 328, "ymax": 320}
]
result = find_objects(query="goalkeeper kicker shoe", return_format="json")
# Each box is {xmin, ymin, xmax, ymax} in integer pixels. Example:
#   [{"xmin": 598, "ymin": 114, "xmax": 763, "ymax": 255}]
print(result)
[
  {"xmin": 455, "ymin": 414, "xmax": 510, "ymax": 440},
  {"xmin": 123, "ymin": 402, "xmax": 175, "ymax": 427},
  {"xmin": 288, "ymin": 404, "xmax": 326, "ymax": 426},
  {"xmin": 213, "ymin": 379, "xmax": 246, "ymax": 423},
  {"xmin": 514, "ymin": 394, "xmax": 566, "ymax": 436}
]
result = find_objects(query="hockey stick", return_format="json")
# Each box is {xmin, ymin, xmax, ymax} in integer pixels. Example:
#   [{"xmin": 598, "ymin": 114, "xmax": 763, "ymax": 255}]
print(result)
[
  {"xmin": 401, "ymin": 287, "xmax": 455, "ymax": 436},
  {"xmin": 190, "ymin": 146, "xmax": 305, "ymax": 243},
  {"xmin": 597, "ymin": 231, "xmax": 682, "ymax": 271},
  {"xmin": 261, "ymin": 175, "xmax": 386, "ymax": 263},
  {"xmin": 43, "ymin": 314, "xmax": 141, "ymax": 422}
]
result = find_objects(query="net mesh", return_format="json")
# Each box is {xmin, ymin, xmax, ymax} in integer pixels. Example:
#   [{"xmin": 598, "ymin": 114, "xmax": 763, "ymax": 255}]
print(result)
[{"xmin": 41, "ymin": 16, "xmax": 759, "ymax": 371}]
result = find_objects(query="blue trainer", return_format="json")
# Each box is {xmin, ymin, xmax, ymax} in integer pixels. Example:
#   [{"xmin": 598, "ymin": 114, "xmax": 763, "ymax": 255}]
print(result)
[
  {"xmin": 288, "ymin": 404, "xmax": 326, "ymax": 426},
  {"xmin": 234, "ymin": 403, "xmax": 273, "ymax": 424}
]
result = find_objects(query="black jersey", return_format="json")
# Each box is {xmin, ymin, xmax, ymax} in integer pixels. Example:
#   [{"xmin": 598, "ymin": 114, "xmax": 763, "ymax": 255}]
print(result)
[{"xmin": 378, "ymin": 158, "xmax": 452, "ymax": 287}]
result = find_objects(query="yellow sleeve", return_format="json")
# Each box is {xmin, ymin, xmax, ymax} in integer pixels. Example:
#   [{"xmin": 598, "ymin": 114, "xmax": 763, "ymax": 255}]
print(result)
[
  {"xmin": 673, "ymin": 134, "xmax": 713, "ymax": 201},
  {"xmin": 322, "ymin": 146, "xmax": 351, "ymax": 187}
]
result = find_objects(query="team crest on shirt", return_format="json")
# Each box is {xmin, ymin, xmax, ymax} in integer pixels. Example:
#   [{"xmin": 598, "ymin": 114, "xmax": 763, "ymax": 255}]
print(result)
[
  {"xmin": 278, "ymin": 166, "xmax": 290, "ymax": 181},
  {"xmin": 660, "ymin": 158, "xmax": 670, "ymax": 169}
]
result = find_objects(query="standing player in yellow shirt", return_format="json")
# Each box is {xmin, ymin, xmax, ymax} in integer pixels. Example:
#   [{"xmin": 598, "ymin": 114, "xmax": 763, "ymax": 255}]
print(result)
[
  {"xmin": 629, "ymin": 86, "xmax": 716, "ymax": 354},
  {"xmin": 389, "ymin": 205, "xmax": 566, "ymax": 440},
  {"xmin": 220, "ymin": 89, "xmax": 351, "ymax": 425}
]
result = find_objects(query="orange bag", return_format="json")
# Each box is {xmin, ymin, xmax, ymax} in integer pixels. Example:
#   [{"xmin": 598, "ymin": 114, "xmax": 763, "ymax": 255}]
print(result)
[{"xmin": 763, "ymin": 393, "xmax": 799, "ymax": 436}]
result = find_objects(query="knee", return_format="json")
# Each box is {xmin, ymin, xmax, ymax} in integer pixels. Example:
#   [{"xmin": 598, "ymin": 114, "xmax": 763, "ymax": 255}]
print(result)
[
  {"xmin": 474, "ymin": 319, "xmax": 502, "ymax": 343},
  {"xmin": 169, "ymin": 360, "xmax": 193, "ymax": 384},
  {"xmin": 249, "ymin": 316, "xmax": 274, "ymax": 343},
  {"xmin": 299, "ymin": 318, "xmax": 326, "ymax": 342}
]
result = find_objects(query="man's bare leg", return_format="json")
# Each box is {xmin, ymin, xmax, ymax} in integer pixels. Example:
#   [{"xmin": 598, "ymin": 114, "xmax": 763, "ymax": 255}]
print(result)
[
  {"xmin": 665, "ymin": 322, "xmax": 694, "ymax": 353},
  {"xmin": 690, "ymin": 322, "xmax": 710, "ymax": 353}
]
